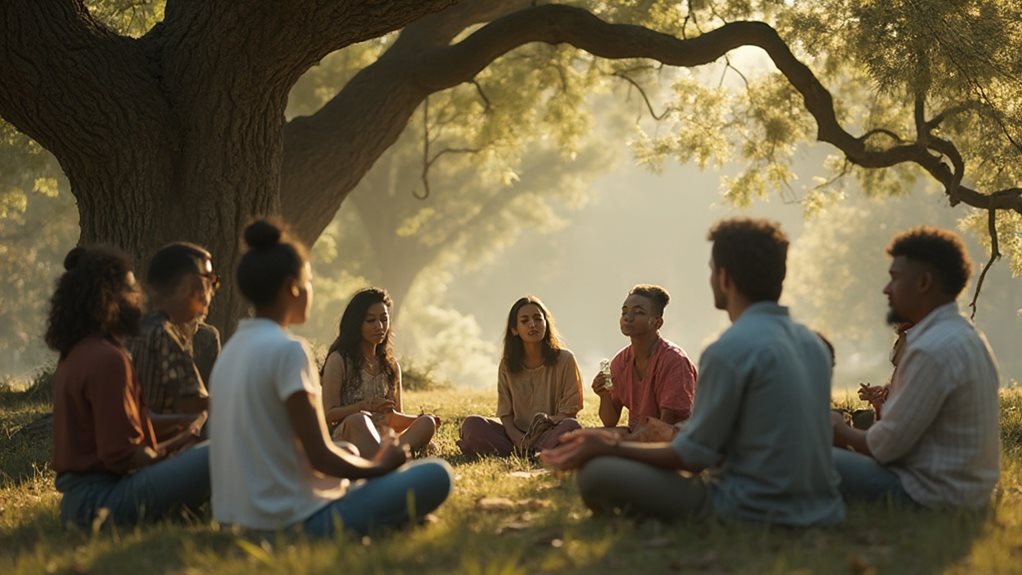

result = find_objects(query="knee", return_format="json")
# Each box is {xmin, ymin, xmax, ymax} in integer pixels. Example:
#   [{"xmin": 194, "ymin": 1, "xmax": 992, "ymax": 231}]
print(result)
[
  {"xmin": 559, "ymin": 418, "xmax": 582, "ymax": 432},
  {"xmin": 341, "ymin": 412, "xmax": 373, "ymax": 432},
  {"xmin": 415, "ymin": 414, "xmax": 437, "ymax": 436},
  {"xmin": 576, "ymin": 457, "xmax": 619, "ymax": 500},
  {"xmin": 459, "ymin": 415, "xmax": 487, "ymax": 439},
  {"xmin": 413, "ymin": 459, "xmax": 454, "ymax": 499}
]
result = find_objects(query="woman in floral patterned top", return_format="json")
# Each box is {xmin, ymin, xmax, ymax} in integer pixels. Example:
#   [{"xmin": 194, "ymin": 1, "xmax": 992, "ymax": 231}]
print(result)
[{"xmin": 321, "ymin": 287, "xmax": 438, "ymax": 457}]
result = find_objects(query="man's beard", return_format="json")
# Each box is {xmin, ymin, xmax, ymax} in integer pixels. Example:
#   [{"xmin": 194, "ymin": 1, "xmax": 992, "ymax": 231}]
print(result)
[{"xmin": 886, "ymin": 307, "xmax": 908, "ymax": 326}]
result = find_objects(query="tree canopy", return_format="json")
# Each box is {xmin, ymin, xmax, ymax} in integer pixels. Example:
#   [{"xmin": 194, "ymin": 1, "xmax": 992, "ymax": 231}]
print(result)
[{"xmin": 1, "ymin": 0, "xmax": 1020, "ymax": 349}]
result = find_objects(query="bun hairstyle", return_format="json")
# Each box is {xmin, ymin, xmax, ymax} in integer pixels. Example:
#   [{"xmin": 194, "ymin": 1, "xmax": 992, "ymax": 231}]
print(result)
[{"xmin": 236, "ymin": 218, "xmax": 308, "ymax": 308}]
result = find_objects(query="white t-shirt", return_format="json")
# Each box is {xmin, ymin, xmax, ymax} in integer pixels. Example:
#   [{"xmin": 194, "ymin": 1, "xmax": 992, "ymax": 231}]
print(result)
[{"xmin": 210, "ymin": 318, "xmax": 346, "ymax": 529}]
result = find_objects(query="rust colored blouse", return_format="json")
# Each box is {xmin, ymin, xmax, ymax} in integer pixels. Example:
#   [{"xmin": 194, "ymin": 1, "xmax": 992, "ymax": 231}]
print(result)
[{"xmin": 52, "ymin": 335, "xmax": 158, "ymax": 474}]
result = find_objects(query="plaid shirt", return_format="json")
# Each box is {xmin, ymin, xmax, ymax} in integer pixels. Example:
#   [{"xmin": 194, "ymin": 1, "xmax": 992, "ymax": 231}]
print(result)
[
  {"xmin": 126, "ymin": 312, "xmax": 208, "ymax": 414},
  {"xmin": 866, "ymin": 303, "xmax": 1001, "ymax": 508}
]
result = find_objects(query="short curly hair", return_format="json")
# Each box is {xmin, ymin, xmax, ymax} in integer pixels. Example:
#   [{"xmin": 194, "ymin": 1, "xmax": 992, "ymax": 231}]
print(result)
[
  {"xmin": 628, "ymin": 284, "xmax": 671, "ymax": 316},
  {"xmin": 887, "ymin": 226, "xmax": 971, "ymax": 296},
  {"xmin": 45, "ymin": 246, "xmax": 137, "ymax": 358},
  {"xmin": 707, "ymin": 218, "xmax": 788, "ymax": 302}
]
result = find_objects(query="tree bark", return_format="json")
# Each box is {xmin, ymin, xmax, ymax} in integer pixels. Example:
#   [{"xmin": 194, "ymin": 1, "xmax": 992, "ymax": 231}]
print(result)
[{"xmin": 0, "ymin": 0, "xmax": 460, "ymax": 333}]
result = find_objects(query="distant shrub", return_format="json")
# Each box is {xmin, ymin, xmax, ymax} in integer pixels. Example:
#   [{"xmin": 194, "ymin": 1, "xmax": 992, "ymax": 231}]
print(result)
[{"xmin": 401, "ymin": 359, "xmax": 450, "ymax": 391}]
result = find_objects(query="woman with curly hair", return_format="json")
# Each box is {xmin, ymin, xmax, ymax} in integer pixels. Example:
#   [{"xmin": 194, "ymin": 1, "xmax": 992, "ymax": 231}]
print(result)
[
  {"xmin": 321, "ymin": 288, "xmax": 438, "ymax": 457},
  {"xmin": 457, "ymin": 296, "xmax": 583, "ymax": 457},
  {"xmin": 48, "ymin": 246, "xmax": 208, "ymax": 529},
  {"xmin": 209, "ymin": 220, "xmax": 451, "ymax": 537}
]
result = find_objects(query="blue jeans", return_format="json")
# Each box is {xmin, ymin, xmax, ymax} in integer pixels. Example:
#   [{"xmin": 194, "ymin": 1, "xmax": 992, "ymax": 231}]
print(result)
[
  {"xmin": 55, "ymin": 443, "xmax": 211, "ymax": 528},
  {"xmin": 303, "ymin": 458, "xmax": 453, "ymax": 537},
  {"xmin": 832, "ymin": 448, "xmax": 915, "ymax": 505}
]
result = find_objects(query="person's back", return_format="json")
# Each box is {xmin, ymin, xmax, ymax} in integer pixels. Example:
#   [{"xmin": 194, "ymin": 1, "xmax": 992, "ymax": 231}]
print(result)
[
  {"xmin": 211, "ymin": 318, "xmax": 346, "ymax": 529},
  {"xmin": 688, "ymin": 303, "xmax": 841, "ymax": 524}
]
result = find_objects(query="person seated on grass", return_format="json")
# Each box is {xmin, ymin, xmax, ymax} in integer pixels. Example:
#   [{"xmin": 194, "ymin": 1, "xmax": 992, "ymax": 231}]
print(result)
[
  {"xmin": 457, "ymin": 296, "xmax": 583, "ymax": 457},
  {"xmin": 542, "ymin": 219, "xmax": 844, "ymax": 526},
  {"xmin": 48, "ymin": 246, "xmax": 208, "ymax": 529},
  {"xmin": 127, "ymin": 242, "xmax": 220, "ymax": 434},
  {"xmin": 831, "ymin": 227, "xmax": 1000, "ymax": 508},
  {"xmin": 321, "ymin": 287, "xmax": 438, "ymax": 457},
  {"xmin": 209, "ymin": 219, "xmax": 452, "ymax": 537},
  {"xmin": 591, "ymin": 285, "xmax": 697, "ymax": 439}
]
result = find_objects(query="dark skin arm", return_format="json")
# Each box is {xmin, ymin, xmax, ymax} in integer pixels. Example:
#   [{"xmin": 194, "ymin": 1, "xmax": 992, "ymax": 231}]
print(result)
[
  {"xmin": 286, "ymin": 391, "xmax": 407, "ymax": 479},
  {"xmin": 658, "ymin": 407, "xmax": 686, "ymax": 425},
  {"xmin": 540, "ymin": 429, "xmax": 698, "ymax": 473},
  {"xmin": 149, "ymin": 411, "xmax": 204, "ymax": 442},
  {"xmin": 831, "ymin": 412, "xmax": 873, "ymax": 456},
  {"xmin": 105, "ymin": 412, "xmax": 207, "ymax": 474},
  {"xmin": 592, "ymin": 373, "xmax": 623, "ymax": 427}
]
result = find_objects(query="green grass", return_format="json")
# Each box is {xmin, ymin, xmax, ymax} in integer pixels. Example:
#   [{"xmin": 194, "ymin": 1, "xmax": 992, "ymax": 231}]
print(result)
[{"xmin": 2, "ymin": 386, "xmax": 1022, "ymax": 574}]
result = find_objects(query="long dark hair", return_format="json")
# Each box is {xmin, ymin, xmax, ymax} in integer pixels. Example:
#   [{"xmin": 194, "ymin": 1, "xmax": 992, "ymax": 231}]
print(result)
[
  {"xmin": 502, "ymin": 296, "xmax": 562, "ymax": 373},
  {"xmin": 326, "ymin": 287, "xmax": 398, "ymax": 394},
  {"xmin": 45, "ymin": 246, "xmax": 140, "ymax": 358}
]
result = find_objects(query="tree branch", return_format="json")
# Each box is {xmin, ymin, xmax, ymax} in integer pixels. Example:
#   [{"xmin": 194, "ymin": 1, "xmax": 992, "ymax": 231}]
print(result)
[{"xmin": 969, "ymin": 208, "xmax": 1001, "ymax": 320}]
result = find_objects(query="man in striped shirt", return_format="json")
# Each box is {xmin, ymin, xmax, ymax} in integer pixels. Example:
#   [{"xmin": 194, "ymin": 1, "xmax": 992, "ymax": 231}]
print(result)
[{"xmin": 831, "ymin": 227, "xmax": 1000, "ymax": 508}]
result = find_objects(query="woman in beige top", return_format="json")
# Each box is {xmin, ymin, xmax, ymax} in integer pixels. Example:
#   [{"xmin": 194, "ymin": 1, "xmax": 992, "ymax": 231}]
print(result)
[
  {"xmin": 321, "ymin": 288, "xmax": 438, "ymax": 457},
  {"xmin": 457, "ymin": 296, "xmax": 583, "ymax": 457}
]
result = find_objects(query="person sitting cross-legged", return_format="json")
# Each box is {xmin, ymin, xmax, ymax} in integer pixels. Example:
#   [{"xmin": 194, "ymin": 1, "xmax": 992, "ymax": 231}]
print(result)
[
  {"xmin": 831, "ymin": 227, "xmax": 1000, "ymax": 508},
  {"xmin": 210, "ymin": 219, "xmax": 452, "ymax": 537},
  {"xmin": 48, "ymin": 246, "xmax": 209, "ymax": 529},
  {"xmin": 542, "ymin": 218, "xmax": 844, "ymax": 526},
  {"xmin": 457, "ymin": 296, "xmax": 583, "ymax": 457}
]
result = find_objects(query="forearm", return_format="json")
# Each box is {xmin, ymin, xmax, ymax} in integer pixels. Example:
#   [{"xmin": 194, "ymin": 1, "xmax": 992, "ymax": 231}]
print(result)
[
  {"xmin": 105, "ymin": 444, "xmax": 160, "ymax": 474},
  {"xmin": 598, "ymin": 396, "xmax": 621, "ymax": 427},
  {"xmin": 149, "ymin": 412, "xmax": 196, "ymax": 440},
  {"xmin": 324, "ymin": 403, "xmax": 366, "ymax": 425},
  {"xmin": 833, "ymin": 422, "xmax": 872, "ymax": 456},
  {"xmin": 316, "ymin": 445, "xmax": 393, "ymax": 480},
  {"xmin": 174, "ymin": 395, "xmax": 209, "ymax": 414},
  {"xmin": 659, "ymin": 408, "xmax": 687, "ymax": 425},
  {"xmin": 605, "ymin": 440, "xmax": 688, "ymax": 471}
]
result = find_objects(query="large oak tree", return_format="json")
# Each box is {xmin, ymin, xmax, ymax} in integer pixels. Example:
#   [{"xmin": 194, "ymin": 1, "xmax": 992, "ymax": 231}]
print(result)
[{"xmin": 3, "ymin": 0, "xmax": 1020, "ymax": 332}]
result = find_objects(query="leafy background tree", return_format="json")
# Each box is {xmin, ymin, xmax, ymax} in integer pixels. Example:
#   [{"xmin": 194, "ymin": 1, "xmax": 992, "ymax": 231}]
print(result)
[{"xmin": 1, "ymin": 0, "xmax": 1020, "ymax": 386}]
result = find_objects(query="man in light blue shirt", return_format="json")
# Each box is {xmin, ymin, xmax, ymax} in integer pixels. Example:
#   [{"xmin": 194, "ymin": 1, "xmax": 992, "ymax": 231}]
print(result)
[{"xmin": 542, "ymin": 218, "xmax": 844, "ymax": 526}]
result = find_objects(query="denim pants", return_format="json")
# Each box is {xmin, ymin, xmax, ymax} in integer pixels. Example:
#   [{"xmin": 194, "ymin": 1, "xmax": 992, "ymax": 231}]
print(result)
[
  {"xmin": 303, "ymin": 458, "xmax": 453, "ymax": 537},
  {"xmin": 55, "ymin": 442, "xmax": 211, "ymax": 528},
  {"xmin": 832, "ymin": 447, "xmax": 915, "ymax": 504}
]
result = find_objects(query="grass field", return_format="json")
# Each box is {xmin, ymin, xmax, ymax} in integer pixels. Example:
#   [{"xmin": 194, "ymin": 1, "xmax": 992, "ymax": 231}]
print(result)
[{"xmin": 2, "ymin": 380, "xmax": 1021, "ymax": 574}]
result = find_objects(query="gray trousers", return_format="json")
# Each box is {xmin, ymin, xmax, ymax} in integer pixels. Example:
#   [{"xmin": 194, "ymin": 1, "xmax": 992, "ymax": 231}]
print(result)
[{"xmin": 576, "ymin": 456, "xmax": 713, "ymax": 520}]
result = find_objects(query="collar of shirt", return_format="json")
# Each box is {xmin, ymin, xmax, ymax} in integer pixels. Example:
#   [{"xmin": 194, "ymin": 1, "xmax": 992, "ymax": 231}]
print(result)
[
  {"xmin": 905, "ymin": 302, "xmax": 961, "ymax": 347},
  {"xmin": 736, "ymin": 301, "xmax": 790, "ymax": 322}
]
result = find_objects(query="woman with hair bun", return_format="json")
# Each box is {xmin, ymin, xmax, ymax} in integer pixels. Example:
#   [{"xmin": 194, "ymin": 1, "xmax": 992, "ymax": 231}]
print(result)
[
  {"xmin": 322, "ymin": 287, "xmax": 438, "ymax": 458},
  {"xmin": 209, "ymin": 219, "xmax": 452, "ymax": 537}
]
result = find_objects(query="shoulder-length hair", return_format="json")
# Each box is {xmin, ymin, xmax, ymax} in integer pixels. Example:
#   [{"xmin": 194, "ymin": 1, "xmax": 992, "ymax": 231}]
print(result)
[
  {"xmin": 502, "ymin": 295, "xmax": 563, "ymax": 373},
  {"xmin": 326, "ymin": 287, "xmax": 398, "ymax": 394},
  {"xmin": 45, "ymin": 246, "xmax": 136, "ymax": 358}
]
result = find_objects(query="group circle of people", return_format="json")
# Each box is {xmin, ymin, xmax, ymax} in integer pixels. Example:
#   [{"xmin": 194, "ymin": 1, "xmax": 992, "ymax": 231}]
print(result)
[{"xmin": 47, "ymin": 216, "xmax": 1001, "ymax": 537}]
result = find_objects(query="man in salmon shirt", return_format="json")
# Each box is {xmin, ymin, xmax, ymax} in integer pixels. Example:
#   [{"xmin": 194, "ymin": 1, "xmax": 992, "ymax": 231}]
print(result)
[{"xmin": 592, "ymin": 284, "xmax": 697, "ymax": 438}]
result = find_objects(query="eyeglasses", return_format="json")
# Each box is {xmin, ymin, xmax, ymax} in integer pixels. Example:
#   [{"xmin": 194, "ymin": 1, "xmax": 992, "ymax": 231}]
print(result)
[{"xmin": 199, "ymin": 259, "xmax": 220, "ymax": 291}]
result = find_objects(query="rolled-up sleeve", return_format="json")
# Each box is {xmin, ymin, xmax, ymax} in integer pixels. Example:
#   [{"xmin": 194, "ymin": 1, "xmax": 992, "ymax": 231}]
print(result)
[{"xmin": 672, "ymin": 350, "xmax": 743, "ymax": 470}]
